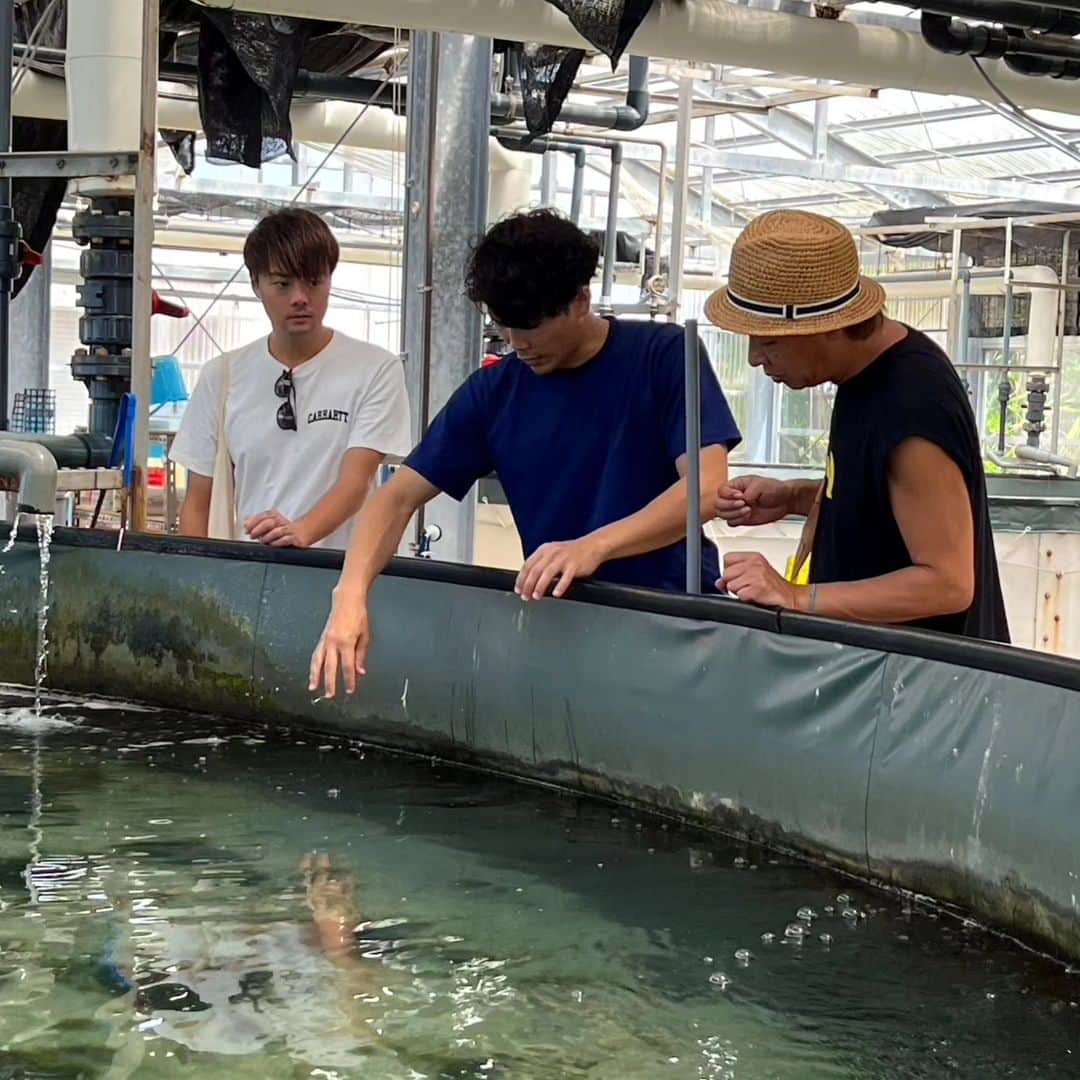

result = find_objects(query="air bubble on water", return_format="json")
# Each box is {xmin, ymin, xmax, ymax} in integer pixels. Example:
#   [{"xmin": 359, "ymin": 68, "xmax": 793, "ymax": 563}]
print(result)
[
  {"xmin": 824, "ymin": 905, "xmax": 835, "ymax": 915},
  {"xmin": 837, "ymin": 893, "xmax": 851, "ymax": 904},
  {"xmin": 842, "ymin": 908, "xmax": 859, "ymax": 922},
  {"xmin": 734, "ymin": 949, "xmax": 751, "ymax": 966},
  {"xmin": 733, "ymin": 856, "xmax": 748, "ymax": 868},
  {"xmin": 986, "ymin": 992, "xmax": 996, "ymax": 1001},
  {"xmin": 785, "ymin": 923, "xmax": 807, "ymax": 941},
  {"xmin": 819, "ymin": 933, "xmax": 833, "ymax": 945},
  {"xmin": 327, "ymin": 788, "xmax": 340, "ymax": 799},
  {"xmin": 797, "ymin": 906, "xmax": 816, "ymax": 923},
  {"xmin": 708, "ymin": 973, "xmax": 731, "ymax": 989},
  {"xmin": 596, "ymin": 862, "xmax": 604, "ymax": 869},
  {"xmin": 760, "ymin": 932, "xmax": 775, "ymax": 944},
  {"xmin": 703, "ymin": 956, "xmax": 714, "ymax": 964}
]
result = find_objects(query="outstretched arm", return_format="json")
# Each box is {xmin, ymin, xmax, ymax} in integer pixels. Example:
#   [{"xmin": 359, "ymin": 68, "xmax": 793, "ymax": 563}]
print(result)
[{"xmin": 309, "ymin": 465, "xmax": 439, "ymax": 696}]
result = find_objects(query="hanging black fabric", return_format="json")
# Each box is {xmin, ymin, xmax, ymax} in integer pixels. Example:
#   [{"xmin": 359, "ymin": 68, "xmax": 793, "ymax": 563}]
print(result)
[
  {"xmin": 543, "ymin": 0, "xmax": 656, "ymax": 63},
  {"xmin": 196, "ymin": 11, "xmax": 313, "ymax": 169},
  {"xmin": 516, "ymin": 0, "xmax": 656, "ymax": 137},
  {"xmin": 519, "ymin": 45, "xmax": 587, "ymax": 138}
]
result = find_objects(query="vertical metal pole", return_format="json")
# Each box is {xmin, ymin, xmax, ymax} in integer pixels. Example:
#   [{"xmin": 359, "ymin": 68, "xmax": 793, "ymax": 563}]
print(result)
[
  {"xmin": 0, "ymin": 0, "xmax": 13, "ymax": 431},
  {"xmin": 947, "ymin": 226, "xmax": 962, "ymax": 362},
  {"xmin": 957, "ymin": 269, "xmax": 971, "ymax": 367},
  {"xmin": 600, "ymin": 144, "xmax": 621, "ymax": 309},
  {"xmin": 540, "ymin": 152, "xmax": 556, "ymax": 207},
  {"xmin": 129, "ymin": 0, "xmax": 159, "ymax": 532},
  {"xmin": 1002, "ymin": 217, "xmax": 1014, "ymax": 370},
  {"xmin": 1051, "ymin": 228, "xmax": 1070, "ymax": 454},
  {"xmin": 653, "ymin": 143, "xmax": 667, "ymax": 282},
  {"xmin": 401, "ymin": 30, "xmax": 439, "ymax": 553},
  {"xmin": 668, "ymin": 75, "xmax": 693, "ymax": 317},
  {"xmin": 402, "ymin": 31, "xmax": 490, "ymax": 564},
  {"xmin": 812, "ymin": 91, "xmax": 829, "ymax": 161},
  {"xmin": 569, "ymin": 149, "xmax": 584, "ymax": 224},
  {"xmin": 684, "ymin": 319, "xmax": 702, "ymax": 595},
  {"xmin": 700, "ymin": 115, "xmax": 714, "ymax": 225}
]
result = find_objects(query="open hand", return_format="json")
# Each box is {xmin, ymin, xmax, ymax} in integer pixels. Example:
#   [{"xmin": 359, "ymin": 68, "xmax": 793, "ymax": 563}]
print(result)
[
  {"xmin": 515, "ymin": 536, "xmax": 605, "ymax": 601},
  {"xmin": 309, "ymin": 590, "xmax": 370, "ymax": 697}
]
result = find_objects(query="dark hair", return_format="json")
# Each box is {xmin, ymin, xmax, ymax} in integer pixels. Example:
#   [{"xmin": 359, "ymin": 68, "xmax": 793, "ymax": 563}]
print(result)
[
  {"xmin": 465, "ymin": 208, "xmax": 600, "ymax": 329},
  {"xmin": 243, "ymin": 208, "xmax": 339, "ymax": 282},
  {"xmin": 842, "ymin": 311, "xmax": 884, "ymax": 341}
]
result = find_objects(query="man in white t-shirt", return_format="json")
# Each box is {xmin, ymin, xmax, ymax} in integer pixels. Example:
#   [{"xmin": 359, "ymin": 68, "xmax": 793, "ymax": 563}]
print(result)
[{"xmin": 170, "ymin": 208, "xmax": 412, "ymax": 550}]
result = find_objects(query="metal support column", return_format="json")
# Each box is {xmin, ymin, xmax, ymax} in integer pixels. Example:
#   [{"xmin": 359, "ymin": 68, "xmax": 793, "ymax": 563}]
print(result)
[
  {"xmin": 9, "ymin": 245, "xmax": 51, "ymax": 418},
  {"xmin": 129, "ymin": 0, "xmax": 159, "ymax": 531},
  {"xmin": 600, "ymin": 145, "xmax": 622, "ymax": 310},
  {"xmin": 684, "ymin": 319, "xmax": 702, "ymax": 594},
  {"xmin": 812, "ymin": 92, "xmax": 829, "ymax": 161},
  {"xmin": 700, "ymin": 116, "xmax": 715, "ymax": 225},
  {"xmin": 540, "ymin": 152, "xmax": 556, "ymax": 207},
  {"xmin": 402, "ymin": 31, "xmax": 491, "ymax": 564},
  {"xmin": 668, "ymin": 75, "xmax": 694, "ymax": 317},
  {"xmin": 570, "ymin": 149, "xmax": 585, "ymax": 224},
  {"xmin": 0, "ymin": 0, "xmax": 14, "ymax": 430}
]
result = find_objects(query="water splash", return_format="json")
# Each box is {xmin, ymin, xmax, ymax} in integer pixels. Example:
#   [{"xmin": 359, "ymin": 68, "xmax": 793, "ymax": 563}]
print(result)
[
  {"xmin": 32, "ymin": 514, "xmax": 54, "ymax": 719},
  {"xmin": 1, "ymin": 511, "xmax": 20, "ymax": 555}
]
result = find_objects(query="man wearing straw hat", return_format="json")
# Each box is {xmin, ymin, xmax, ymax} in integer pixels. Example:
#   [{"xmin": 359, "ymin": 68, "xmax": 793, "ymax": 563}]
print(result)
[{"xmin": 705, "ymin": 210, "xmax": 1008, "ymax": 642}]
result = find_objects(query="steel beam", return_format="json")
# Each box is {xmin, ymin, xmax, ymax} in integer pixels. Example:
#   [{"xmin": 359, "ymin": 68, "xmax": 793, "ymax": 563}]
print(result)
[
  {"xmin": 733, "ymin": 90, "xmax": 948, "ymax": 210},
  {"xmin": 691, "ymin": 149, "xmax": 1080, "ymax": 206},
  {"xmin": 0, "ymin": 150, "xmax": 139, "ymax": 179}
]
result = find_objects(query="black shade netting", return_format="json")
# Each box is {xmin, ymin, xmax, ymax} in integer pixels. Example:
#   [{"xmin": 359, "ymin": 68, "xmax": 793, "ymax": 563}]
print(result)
[
  {"xmin": 519, "ymin": 44, "xmax": 587, "ymax": 138},
  {"xmin": 197, "ymin": 11, "xmax": 314, "ymax": 169},
  {"xmin": 11, "ymin": 117, "xmax": 66, "ymax": 299},
  {"xmin": 543, "ymin": 0, "xmax": 656, "ymax": 63}
]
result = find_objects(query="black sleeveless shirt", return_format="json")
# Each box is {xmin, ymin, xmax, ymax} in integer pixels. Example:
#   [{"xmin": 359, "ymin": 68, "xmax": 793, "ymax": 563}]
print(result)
[{"xmin": 809, "ymin": 327, "xmax": 1010, "ymax": 643}]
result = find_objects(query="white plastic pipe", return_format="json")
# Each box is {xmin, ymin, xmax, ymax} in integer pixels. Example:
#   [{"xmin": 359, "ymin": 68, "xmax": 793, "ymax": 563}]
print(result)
[
  {"xmin": 66, "ymin": 0, "xmax": 144, "ymax": 196},
  {"xmin": 15, "ymin": 71, "xmax": 534, "ymax": 223},
  {"xmin": 219, "ymin": 0, "xmax": 1080, "ymax": 119},
  {"xmin": 1014, "ymin": 444, "xmax": 1079, "ymax": 477},
  {"xmin": 880, "ymin": 266, "xmax": 1060, "ymax": 369}
]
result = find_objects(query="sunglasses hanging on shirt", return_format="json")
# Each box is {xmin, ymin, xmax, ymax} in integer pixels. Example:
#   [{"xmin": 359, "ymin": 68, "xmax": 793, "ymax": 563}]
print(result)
[{"xmin": 274, "ymin": 369, "xmax": 297, "ymax": 431}]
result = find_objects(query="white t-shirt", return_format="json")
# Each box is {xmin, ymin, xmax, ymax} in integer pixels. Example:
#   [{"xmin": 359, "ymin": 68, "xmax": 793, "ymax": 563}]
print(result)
[{"xmin": 170, "ymin": 331, "xmax": 412, "ymax": 550}]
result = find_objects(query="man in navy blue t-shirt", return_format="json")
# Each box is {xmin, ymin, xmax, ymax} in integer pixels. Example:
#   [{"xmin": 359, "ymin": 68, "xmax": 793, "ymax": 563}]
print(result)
[{"xmin": 310, "ymin": 209, "xmax": 741, "ymax": 696}]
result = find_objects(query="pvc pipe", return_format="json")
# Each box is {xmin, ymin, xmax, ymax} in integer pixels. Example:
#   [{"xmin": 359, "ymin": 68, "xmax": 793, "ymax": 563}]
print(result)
[
  {"xmin": 684, "ymin": 319, "xmax": 702, "ymax": 595},
  {"xmin": 600, "ymin": 145, "xmax": 622, "ymax": 308},
  {"xmin": 1014, "ymin": 444, "xmax": 1079, "ymax": 478},
  {"xmin": 223, "ymin": 0, "xmax": 1080, "ymax": 118},
  {"xmin": 0, "ymin": 437, "xmax": 58, "ymax": 514},
  {"xmin": 0, "ymin": 431, "xmax": 112, "ymax": 468},
  {"xmin": 668, "ymin": 76, "xmax": 693, "ymax": 316},
  {"xmin": 878, "ymin": 266, "xmax": 1060, "ymax": 368},
  {"xmin": 570, "ymin": 149, "xmax": 585, "ymax": 224},
  {"xmin": 16, "ymin": 71, "xmax": 534, "ymax": 226},
  {"xmin": 66, "ymin": 0, "xmax": 143, "ymax": 197}
]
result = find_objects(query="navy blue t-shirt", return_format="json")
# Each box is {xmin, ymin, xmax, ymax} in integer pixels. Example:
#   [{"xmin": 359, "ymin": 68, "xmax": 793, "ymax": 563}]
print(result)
[{"xmin": 404, "ymin": 319, "xmax": 741, "ymax": 593}]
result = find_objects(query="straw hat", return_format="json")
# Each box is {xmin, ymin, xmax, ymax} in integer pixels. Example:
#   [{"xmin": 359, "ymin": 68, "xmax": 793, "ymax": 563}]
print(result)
[{"xmin": 704, "ymin": 209, "xmax": 885, "ymax": 337}]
